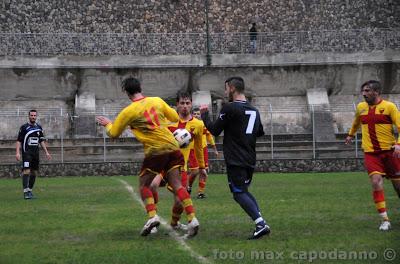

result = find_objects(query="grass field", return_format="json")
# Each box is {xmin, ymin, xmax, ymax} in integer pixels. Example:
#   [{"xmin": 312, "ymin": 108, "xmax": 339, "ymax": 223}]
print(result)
[{"xmin": 1, "ymin": 172, "xmax": 399, "ymax": 264}]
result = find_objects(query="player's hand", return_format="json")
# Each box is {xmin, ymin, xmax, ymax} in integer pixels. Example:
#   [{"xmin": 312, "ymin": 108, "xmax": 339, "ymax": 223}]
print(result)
[
  {"xmin": 393, "ymin": 145, "xmax": 400, "ymax": 158},
  {"xmin": 15, "ymin": 153, "xmax": 20, "ymax": 161},
  {"xmin": 96, "ymin": 116, "xmax": 111, "ymax": 127},
  {"xmin": 200, "ymin": 104, "xmax": 209, "ymax": 114},
  {"xmin": 214, "ymin": 149, "xmax": 219, "ymax": 158},
  {"xmin": 345, "ymin": 135, "xmax": 354, "ymax": 145},
  {"xmin": 46, "ymin": 152, "xmax": 52, "ymax": 160}
]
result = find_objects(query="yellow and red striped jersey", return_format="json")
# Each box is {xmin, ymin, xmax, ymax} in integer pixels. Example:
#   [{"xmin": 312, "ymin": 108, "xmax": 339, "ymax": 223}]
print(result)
[
  {"xmin": 169, "ymin": 117, "xmax": 205, "ymax": 170},
  {"xmin": 105, "ymin": 97, "xmax": 180, "ymax": 157},
  {"xmin": 348, "ymin": 99, "xmax": 400, "ymax": 153}
]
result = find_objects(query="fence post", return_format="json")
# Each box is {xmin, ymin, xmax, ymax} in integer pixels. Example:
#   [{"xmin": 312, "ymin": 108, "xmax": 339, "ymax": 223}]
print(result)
[
  {"xmin": 269, "ymin": 104, "xmax": 274, "ymax": 159},
  {"xmin": 103, "ymin": 107, "xmax": 106, "ymax": 162},
  {"xmin": 311, "ymin": 104, "xmax": 316, "ymax": 159},
  {"xmin": 60, "ymin": 108, "xmax": 64, "ymax": 164},
  {"xmin": 353, "ymin": 102, "xmax": 358, "ymax": 158}
]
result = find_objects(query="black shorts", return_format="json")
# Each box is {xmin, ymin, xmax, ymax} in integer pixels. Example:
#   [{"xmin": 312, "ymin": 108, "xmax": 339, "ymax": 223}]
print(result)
[
  {"xmin": 22, "ymin": 152, "xmax": 39, "ymax": 170},
  {"xmin": 226, "ymin": 165, "xmax": 254, "ymax": 193}
]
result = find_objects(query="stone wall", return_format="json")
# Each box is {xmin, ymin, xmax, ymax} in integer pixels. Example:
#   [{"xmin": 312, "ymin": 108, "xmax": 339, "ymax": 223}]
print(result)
[
  {"xmin": 0, "ymin": 158, "xmax": 364, "ymax": 178},
  {"xmin": 0, "ymin": 0, "xmax": 398, "ymax": 33}
]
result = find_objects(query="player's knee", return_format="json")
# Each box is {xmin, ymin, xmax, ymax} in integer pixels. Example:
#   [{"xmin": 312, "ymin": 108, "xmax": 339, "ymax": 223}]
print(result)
[{"xmin": 370, "ymin": 174, "xmax": 383, "ymax": 188}]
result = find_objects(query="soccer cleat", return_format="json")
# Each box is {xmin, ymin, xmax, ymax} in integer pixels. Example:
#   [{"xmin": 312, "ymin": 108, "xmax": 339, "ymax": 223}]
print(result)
[
  {"xmin": 150, "ymin": 226, "xmax": 158, "ymax": 234},
  {"xmin": 186, "ymin": 217, "xmax": 199, "ymax": 238},
  {"xmin": 248, "ymin": 222, "xmax": 271, "ymax": 240},
  {"xmin": 23, "ymin": 192, "xmax": 31, "ymax": 200},
  {"xmin": 140, "ymin": 215, "xmax": 160, "ymax": 236},
  {"xmin": 379, "ymin": 221, "xmax": 391, "ymax": 231},
  {"xmin": 187, "ymin": 186, "xmax": 192, "ymax": 194},
  {"xmin": 171, "ymin": 222, "xmax": 188, "ymax": 231},
  {"xmin": 197, "ymin": 193, "xmax": 206, "ymax": 199},
  {"xmin": 28, "ymin": 191, "xmax": 34, "ymax": 199}
]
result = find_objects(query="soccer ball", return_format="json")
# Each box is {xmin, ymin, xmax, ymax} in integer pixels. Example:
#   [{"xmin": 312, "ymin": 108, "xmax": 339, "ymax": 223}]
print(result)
[{"xmin": 173, "ymin": 128, "xmax": 192, "ymax": 148}]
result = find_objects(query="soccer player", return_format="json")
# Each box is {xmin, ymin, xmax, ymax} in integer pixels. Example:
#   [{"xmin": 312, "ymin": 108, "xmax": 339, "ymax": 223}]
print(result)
[
  {"xmin": 200, "ymin": 76, "xmax": 270, "ymax": 239},
  {"xmin": 166, "ymin": 91, "xmax": 207, "ymax": 228},
  {"xmin": 96, "ymin": 77, "xmax": 199, "ymax": 237},
  {"xmin": 188, "ymin": 107, "xmax": 219, "ymax": 198},
  {"xmin": 16, "ymin": 110, "xmax": 51, "ymax": 200},
  {"xmin": 345, "ymin": 80, "xmax": 400, "ymax": 231}
]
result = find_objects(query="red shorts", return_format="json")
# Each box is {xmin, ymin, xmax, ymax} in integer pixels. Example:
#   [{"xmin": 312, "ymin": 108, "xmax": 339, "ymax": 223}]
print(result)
[
  {"xmin": 140, "ymin": 150, "xmax": 184, "ymax": 176},
  {"xmin": 189, "ymin": 147, "xmax": 209, "ymax": 169},
  {"xmin": 364, "ymin": 150, "xmax": 400, "ymax": 179},
  {"xmin": 189, "ymin": 149, "xmax": 199, "ymax": 170}
]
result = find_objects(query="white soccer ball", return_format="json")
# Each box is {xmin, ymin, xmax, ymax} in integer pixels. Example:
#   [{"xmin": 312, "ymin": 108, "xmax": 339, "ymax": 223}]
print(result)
[{"xmin": 173, "ymin": 128, "xmax": 192, "ymax": 148}]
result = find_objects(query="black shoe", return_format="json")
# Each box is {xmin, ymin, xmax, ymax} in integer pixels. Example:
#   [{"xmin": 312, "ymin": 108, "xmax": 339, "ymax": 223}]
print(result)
[
  {"xmin": 248, "ymin": 223, "xmax": 270, "ymax": 240},
  {"xmin": 187, "ymin": 186, "xmax": 192, "ymax": 194},
  {"xmin": 24, "ymin": 192, "xmax": 31, "ymax": 200},
  {"xmin": 28, "ymin": 191, "xmax": 34, "ymax": 199},
  {"xmin": 197, "ymin": 193, "xmax": 206, "ymax": 199}
]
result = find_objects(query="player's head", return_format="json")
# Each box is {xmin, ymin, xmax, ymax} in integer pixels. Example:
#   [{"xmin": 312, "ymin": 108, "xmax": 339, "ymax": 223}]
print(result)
[
  {"xmin": 176, "ymin": 90, "xmax": 192, "ymax": 117},
  {"xmin": 361, "ymin": 80, "xmax": 381, "ymax": 105},
  {"xmin": 225, "ymin": 76, "xmax": 245, "ymax": 102},
  {"xmin": 192, "ymin": 107, "xmax": 201, "ymax": 119},
  {"xmin": 122, "ymin": 77, "xmax": 142, "ymax": 97},
  {"xmin": 28, "ymin": 110, "xmax": 37, "ymax": 124}
]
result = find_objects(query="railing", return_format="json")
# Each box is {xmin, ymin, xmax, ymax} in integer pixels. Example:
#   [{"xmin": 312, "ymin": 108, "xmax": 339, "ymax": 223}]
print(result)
[
  {"xmin": 0, "ymin": 103, "xmax": 380, "ymax": 164},
  {"xmin": 0, "ymin": 28, "xmax": 398, "ymax": 56}
]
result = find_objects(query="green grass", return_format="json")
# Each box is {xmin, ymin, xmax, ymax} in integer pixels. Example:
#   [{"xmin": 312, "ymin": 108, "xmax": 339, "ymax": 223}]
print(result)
[{"xmin": 0, "ymin": 172, "xmax": 399, "ymax": 263}]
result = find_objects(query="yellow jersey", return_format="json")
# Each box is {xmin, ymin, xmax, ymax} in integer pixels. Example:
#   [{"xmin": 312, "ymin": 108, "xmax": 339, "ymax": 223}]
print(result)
[
  {"xmin": 169, "ymin": 116, "xmax": 205, "ymax": 170},
  {"xmin": 348, "ymin": 99, "xmax": 400, "ymax": 153},
  {"xmin": 105, "ymin": 97, "xmax": 180, "ymax": 157}
]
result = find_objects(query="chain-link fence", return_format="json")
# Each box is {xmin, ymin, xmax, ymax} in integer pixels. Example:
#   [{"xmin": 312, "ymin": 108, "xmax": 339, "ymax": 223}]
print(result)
[
  {"xmin": 1, "ymin": 104, "xmax": 382, "ymax": 164},
  {"xmin": 0, "ymin": 28, "xmax": 398, "ymax": 56}
]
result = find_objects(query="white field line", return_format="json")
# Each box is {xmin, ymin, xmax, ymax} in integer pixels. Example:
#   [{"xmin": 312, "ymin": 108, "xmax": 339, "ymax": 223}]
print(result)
[{"xmin": 117, "ymin": 179, "xmax": 212, "ymax": 264}]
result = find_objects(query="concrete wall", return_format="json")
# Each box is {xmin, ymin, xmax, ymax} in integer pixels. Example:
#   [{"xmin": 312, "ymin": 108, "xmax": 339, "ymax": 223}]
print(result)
[
  {"xmin": 2, "ymin": 63, "xmax": 400, "ymax": 101},
  {"xmin": 1, "ymin": 62, "xmax": 400, "ymax": 138}
]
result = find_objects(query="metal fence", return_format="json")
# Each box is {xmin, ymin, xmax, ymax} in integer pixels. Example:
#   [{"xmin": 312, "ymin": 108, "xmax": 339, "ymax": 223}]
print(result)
[
  {"xmin": 0, "ymin": 28, "xmax": 399, "ymax": 56},
  {"xmin": 0, "ymin": 104, "xmax": 377, "ymax": 164}
]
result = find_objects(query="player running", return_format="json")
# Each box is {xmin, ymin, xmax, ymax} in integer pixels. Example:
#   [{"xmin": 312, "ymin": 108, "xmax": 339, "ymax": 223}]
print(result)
[
  {"xmin": 345, "ymin": 80, "xmax": 400, "ymax": 231},
  {"xmin": 187, "ymin": 107, "xmax": 219, "ymax": 199}
]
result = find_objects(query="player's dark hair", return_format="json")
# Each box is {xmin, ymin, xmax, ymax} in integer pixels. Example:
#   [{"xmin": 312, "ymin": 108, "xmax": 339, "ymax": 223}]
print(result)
[
  {"xmin": 192, "ymin": 107, "xmax": 200, "ymax": 112},
  {"xmin": 29, "ymin": 109, "xmax": 37, "ymax": 115},
  {"xmin": 361, "ymin": 80, "xmax": 381, "ymax": 94},
  {"xmin": 176, "ymin": 90, "xmax": 192, "ymax": 102},
  {"xmin": 121, "ymin": 77, "xmax": 142, "ymax": 95},
  {"xmin": 225, "ymin": 77, "xmax": 245, "ymax": 93}
]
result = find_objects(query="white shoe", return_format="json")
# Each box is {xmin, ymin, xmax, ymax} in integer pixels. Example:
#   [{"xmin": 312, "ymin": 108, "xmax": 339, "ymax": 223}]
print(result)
[
  {"xmin": 171, "ymin": 222, "xmax": 188, "ymax": 231},
  {"xmin": 186, "ymin": 217, "xmax": 199, "ymax": 238},
  {"xmin": 379, "ymin": 221, "xmax": 391, "ymax": 231},
  {"xmin": 140, "ymin": 215, "xmax": 160, "ymax": 236}
]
